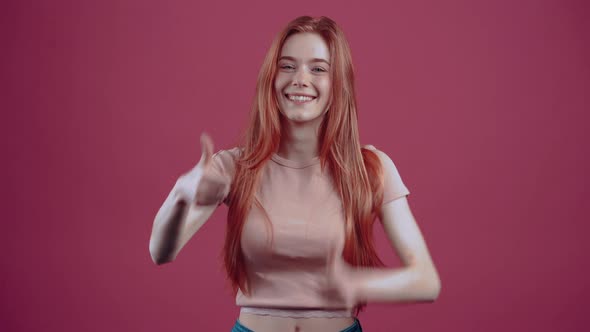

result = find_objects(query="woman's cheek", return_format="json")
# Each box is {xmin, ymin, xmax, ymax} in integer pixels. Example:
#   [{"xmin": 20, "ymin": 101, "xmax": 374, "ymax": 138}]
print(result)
[
  {"xmin": 319, "ymin": 78, "xmax": 330, "ymax": 95},
  {"xmin": 274, "ymin": 74, "xmax": 287, "ymax": 92}
]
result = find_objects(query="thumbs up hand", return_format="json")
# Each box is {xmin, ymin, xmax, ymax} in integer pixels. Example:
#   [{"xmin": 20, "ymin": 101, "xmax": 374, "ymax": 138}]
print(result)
[{"xmin": 174, "ymin": 133, "xmax": 230, "ymax": 206}]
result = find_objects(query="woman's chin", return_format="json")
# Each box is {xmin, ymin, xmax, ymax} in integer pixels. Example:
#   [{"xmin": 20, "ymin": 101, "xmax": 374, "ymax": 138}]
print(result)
[{"xmin": 281, "ymin": 109, "xmax": 326, "ymax": 124}]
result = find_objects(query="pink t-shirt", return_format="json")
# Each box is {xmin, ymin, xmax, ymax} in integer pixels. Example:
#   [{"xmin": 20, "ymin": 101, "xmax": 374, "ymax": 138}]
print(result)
[{"xmin": 209, "ymin": 146, "xmax": 410, "ymax": 316}]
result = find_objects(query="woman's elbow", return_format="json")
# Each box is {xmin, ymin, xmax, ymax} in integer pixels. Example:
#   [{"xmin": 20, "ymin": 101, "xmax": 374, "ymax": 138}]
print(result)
[
  {"xmin": 150, "ymin": 251, "xmax": 165, "ymax": 265},
  {"xmin": 416, "ymin": 264, "xmax": 441, "ymax": 302},
  {"xmin": 149, "ymin": 242, "xmax": 174, "ymax": 266},
  {"xmin": 429, "ymin": 276, "xmax": 441, "ymax": 301},
  {"xmin": 424, "ymin": 270, "xmax": 441, "ymax": 301}
]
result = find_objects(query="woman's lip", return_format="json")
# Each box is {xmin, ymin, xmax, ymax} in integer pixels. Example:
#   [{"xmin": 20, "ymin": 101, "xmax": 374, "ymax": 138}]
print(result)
[
  {"xmin": 285, "ymin": 93, "xmax": 317, "ymax": 98},
  {"xmin": 284, "ymin": 94, "xmax": 317, "ymax": 104}
]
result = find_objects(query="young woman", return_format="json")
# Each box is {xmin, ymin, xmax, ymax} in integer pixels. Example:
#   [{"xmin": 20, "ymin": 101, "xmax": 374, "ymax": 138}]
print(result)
[{"xmin": 150, "ymin": 16, "xmax": 441, "ymax": 332}]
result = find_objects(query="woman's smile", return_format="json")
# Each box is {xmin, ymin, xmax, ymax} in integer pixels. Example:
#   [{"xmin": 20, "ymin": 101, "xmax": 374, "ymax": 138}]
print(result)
[{"xmin": 285, "ymin": 93, "xmax": 317, "ymax": 105}]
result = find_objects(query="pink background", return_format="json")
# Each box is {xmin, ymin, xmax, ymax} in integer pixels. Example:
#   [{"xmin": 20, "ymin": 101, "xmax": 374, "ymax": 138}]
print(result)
[{"xmin": 2, "ymin": 0, "xmax": 589, "ymax": 331}]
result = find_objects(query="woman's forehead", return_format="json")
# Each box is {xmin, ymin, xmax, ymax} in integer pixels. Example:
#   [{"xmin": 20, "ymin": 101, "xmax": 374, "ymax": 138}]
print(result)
[{"xmin": 280, "ymin": 32, "xmax": 330, "ymax": 62}]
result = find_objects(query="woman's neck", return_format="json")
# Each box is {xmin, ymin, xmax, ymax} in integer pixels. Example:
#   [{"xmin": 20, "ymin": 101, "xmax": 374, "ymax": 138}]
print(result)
[{"xmin": 276, "ymin": 117, "xmax": 322, "ymax": 162}]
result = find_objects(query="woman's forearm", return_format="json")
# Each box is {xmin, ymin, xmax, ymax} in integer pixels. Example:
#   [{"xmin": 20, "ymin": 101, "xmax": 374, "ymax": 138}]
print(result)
[
  {"xmin": 351, "ymin": 264, "xmax": 441, "ymax": 304},
  {"xmin": 149, "ymin": 182, "xmax": 188, "ymax": 265}
]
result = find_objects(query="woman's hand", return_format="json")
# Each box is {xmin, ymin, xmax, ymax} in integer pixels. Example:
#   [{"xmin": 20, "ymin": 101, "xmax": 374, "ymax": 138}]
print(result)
[
  {"xmin": 325, "ymin": 249, "xmax": 361, "ymax": 311},
  {"xmin": 174, "ymin": 132, "xmax": 230, "ymax": 206}
]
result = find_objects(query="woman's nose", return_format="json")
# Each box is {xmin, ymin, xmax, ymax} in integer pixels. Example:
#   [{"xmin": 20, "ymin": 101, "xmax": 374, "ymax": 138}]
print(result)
[{"xmin": 292, "ymin": 68, "xmax": 309, "ymax": 87}]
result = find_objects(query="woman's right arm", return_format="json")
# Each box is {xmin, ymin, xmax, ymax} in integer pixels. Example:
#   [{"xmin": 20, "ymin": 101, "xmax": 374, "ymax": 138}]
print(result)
[
  {"xmin": 149, "ymin": 133, "xmax": 229, "ymax": 265},
  {"xmin": 149, "ymin": 182, "xmax": 218, "ymax": 265}
]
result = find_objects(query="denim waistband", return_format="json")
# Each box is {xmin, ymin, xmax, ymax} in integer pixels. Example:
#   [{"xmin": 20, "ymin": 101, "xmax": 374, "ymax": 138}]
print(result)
[{"xmin": 231, "ymin": 317, "xmax": 362, "ymax": 332}]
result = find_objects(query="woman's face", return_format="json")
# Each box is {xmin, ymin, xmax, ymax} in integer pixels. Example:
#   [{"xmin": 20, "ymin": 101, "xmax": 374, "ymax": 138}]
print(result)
[{"xmin": 274, "ymin": 32, "xmax": 331, "ymax": 125}]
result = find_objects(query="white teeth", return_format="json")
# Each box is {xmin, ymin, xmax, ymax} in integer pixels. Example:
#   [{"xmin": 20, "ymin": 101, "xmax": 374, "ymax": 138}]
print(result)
[{"xmin": 287, "ymin": 95, "xmax": 315, "ymax": 102}]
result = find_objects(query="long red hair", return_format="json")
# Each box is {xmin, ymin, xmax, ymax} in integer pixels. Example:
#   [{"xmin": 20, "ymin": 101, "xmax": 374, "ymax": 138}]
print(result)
[{"xmin": 222, "ymin": 16, "xmax": 387, "ymax": 315}]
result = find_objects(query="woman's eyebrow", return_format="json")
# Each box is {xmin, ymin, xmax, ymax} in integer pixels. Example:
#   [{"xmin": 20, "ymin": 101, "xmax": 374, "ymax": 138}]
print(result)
[{"xmin": 278, "ymin": 56, "xmax": 330, "ymax": 65}]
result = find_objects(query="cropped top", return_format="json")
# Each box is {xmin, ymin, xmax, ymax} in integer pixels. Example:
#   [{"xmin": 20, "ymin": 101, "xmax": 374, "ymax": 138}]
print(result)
[{"xmin": 209, "ymin": 146, "xmax": 410, "ymax": 318}]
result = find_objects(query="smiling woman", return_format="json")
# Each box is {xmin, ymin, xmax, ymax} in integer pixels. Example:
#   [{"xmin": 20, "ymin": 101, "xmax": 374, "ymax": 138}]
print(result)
[
  {"xmin": 150, "ymin": 15, "xmax": 440, "ymax": 332},
  {"xmin": 274, "ymin": 33, "xmax": 332, "ymax": 126}
]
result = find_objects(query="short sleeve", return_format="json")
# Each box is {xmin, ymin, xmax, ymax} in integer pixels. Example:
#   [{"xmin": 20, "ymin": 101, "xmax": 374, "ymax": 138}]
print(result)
[
  {"xmin": 209, "ymin": 147, "xmax": 240, "ymax": 206},
  {"xmin": 365, "ymin": 146, "xmax": 410, "ymax": 205}
]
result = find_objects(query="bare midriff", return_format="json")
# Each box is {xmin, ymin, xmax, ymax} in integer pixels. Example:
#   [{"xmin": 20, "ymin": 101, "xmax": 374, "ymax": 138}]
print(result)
[{"xmin": 237, "ymin": 312, "xmax": 355, "ymax": 332}]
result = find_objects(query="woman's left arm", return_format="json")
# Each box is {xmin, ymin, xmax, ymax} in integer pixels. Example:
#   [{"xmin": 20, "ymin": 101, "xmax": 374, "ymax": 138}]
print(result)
[
  {"xmin": 330, "ymin": 196, "xmax": 441, "ymax": 306},
  {"xmin": 364, "ymin": 196, "xmax": 440, "ymax": 302}
]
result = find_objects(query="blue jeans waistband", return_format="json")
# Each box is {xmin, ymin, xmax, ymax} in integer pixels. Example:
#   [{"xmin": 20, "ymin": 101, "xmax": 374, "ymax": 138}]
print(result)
[{"xmin": 231, "ymin": 317, "xmax": 362, "ymax": 332}]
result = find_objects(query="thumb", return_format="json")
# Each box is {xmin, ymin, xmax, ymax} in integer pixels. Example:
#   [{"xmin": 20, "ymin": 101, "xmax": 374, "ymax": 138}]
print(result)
[{"xmin": 200, "ymin": 132, "xmax": 214, "ymax": 167}]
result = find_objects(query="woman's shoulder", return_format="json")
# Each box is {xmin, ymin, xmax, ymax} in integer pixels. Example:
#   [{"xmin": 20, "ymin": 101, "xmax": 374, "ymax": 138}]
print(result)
[
  {"xmin": 363, "ymin": 144, "xmax": 410, "ymax": 200},
  {"xmin": 362, "ymin": 144, "xmax": 387, "ymax": 160},
  {"xmin": 362, "ymin": 144, "xmax": 377, "ymax": 151},
  {"xmin": 210, "ymin": 147, "xmax": 243, "ymax": 175},
  {"xmin": 361, "ymin": 144, "xmax": 400, "ymax": 171},
  {"xmin": 213, "ymin": 146, "xmax": 243, "ymax": 160}
]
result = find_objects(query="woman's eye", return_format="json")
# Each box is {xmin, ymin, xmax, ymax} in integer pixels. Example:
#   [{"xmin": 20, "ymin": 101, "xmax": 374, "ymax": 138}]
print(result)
[
  {"xmin": 313, "ymin": 67, "xmax": 327, "ymax": 72},
  {"xmin": 280, "ymin": 64, "xmax": 295, "ymax": 70}
]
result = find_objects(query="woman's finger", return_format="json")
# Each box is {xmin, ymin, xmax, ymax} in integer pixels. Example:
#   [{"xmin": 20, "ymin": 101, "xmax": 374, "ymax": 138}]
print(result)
[{"xmin": 200, "ymin": 132, "xmax": 214, "ymax": 167}]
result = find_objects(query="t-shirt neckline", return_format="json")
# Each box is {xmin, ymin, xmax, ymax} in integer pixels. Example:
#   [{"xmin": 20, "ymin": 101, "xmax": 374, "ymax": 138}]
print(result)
[{"xmin": 271, "ymin": 153, "xmax": 320, "ymax": 169}]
